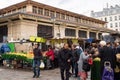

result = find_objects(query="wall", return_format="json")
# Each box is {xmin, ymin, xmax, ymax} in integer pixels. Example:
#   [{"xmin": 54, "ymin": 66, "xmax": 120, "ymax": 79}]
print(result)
[{"xmin": 7, "ymin": 20, "xmax": 37, "ymax": 41}]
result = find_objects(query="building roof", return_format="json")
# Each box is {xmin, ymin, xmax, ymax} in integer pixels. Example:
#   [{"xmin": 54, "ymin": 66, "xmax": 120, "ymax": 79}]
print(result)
[
  {"xmin": 0, "ymin": 0, "xmax": 106, "ymax": 24},
  {"xmin": 0, "ymin": 12, "xmax": 117, "ymax": 34}
]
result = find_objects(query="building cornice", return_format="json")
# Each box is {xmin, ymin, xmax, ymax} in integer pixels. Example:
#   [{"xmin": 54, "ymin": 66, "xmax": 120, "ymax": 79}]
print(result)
[{"xmin": 0, "ymin": 0, "xmax": 106, "ymax": 24}]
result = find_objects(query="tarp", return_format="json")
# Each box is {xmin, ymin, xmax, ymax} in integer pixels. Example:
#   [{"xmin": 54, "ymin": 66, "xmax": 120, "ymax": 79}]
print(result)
[
  {"xmin": 0, "ymin": 43, "xmax": 10, "ymax": 53},
  {"xmin": 86, "ymin": 38, "xmax": 93, "ymax": 43},
  {"xmin": 7, "ymin": 43, "xmax": 15, "ymax": 52}
]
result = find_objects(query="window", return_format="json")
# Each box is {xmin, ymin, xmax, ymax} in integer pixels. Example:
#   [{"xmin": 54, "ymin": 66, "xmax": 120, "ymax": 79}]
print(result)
[
  {"xmin": 105, "ymin": 17, "xmax": 107, "ymax": 21},
  {"xmin": 61, "ymin": 14, "xmax": 65, "ymax": 20},
  {"xmin": 50, "ymin": 11, "xmax": 55, "ymax": 17},
  {"xmin": 75, "ymin": 17, "xmax": 78, "ymax": 22},
  {"xmin": 115, "ymin": 23, "xmax": 118, "ymax": 27},
  {"xmin": 33, "ymin": 6, "xmax": 37, "ymax": 13},
  {"xmin": 89, "ymin": 32, "xmax": 96, "ymax": 39},
  {"xmin": 78, "ymin": 18, "xmax": 81, "ymax": 23},
  {"xmin": 38, "ymin": 8, "xmax": 43, "ymax": 15},
  {"xmin": 66, "ymin": 15, "xmax": 69, "ymax": 20},
  {"xmin": 115, "ymin": 16, "xmax": 117, "ymax": 21},
  {"xmin": 105, "ymin": 24, "xmax": 107, "ymax": 28},
  {"xmin": 119, "ymin": 16, "xmax": 120, "ymax": 20},
  {"xmin": 110, "ymin": 17, "xmax": 112, "ymax": 21},
  {"xmin": 65, "ymin": 28, "xmax": 76, "ymax": 37},
  {"xmin": 22, "ymin": 6, "xmax": 26, "ymax": 12},
  {"xmin": 82, "ymin": 20, "xmax": 86, "ymax": 23},
  {"xmin": 78, "ymin": 30, "xmax": 87, "ymax": 38},
  {"xmin": 12, "ymin": 9, "xmax": 16, "ymax": 14},
  {"xmin": 98, "ymin": 33, "xmax": 102, "ymax": 39},
  {"xmin": 44, "ymin": 9, "xmax": 49, "ymax": 16},
  {"xmin": 56, "ymin": 12, "xmax": 60, "ymax": 19},
  {"xmin": 110, "ymin": 23, "xmax": 113, "ymax": 28},
  {"xmin": 37, "ymin": 25, "xmax": 53, "ymax": 38},
  {"xmin": 69, "ymin": 16, "xmax": 73, "ymax": 21},
  {"xmin": 73, "ymin": 17, "xmax": 75, "ymax": 21}
]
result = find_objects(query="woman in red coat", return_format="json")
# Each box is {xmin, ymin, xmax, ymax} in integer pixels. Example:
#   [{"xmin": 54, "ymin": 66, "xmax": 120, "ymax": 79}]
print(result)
[{"xmin": 46, "ymin": 47, "xmax": 55, "ymax": 69}]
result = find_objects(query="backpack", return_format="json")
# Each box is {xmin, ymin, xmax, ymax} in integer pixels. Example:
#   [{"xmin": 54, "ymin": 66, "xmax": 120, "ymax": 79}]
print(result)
[
  {"xmin": 82, "ymin": 59, "xmax": 91, "ymax": 72},
  {"xmin": 102, "ymin": 61, "xmax": 114, "ymax": 80}
]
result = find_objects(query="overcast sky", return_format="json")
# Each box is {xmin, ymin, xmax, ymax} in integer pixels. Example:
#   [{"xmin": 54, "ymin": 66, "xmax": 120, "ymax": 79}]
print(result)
[{"xmin": 0, "ymin": 0, "xmax": 120, "ymax": 16}]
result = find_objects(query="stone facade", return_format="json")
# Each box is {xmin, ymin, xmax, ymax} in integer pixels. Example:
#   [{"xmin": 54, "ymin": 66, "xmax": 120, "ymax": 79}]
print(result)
[
  {"xmin": 0, "ymin": 0, "xmax": 117, "ymax": 43},
  {"xmin": 91, "ymin": 5, "xmax": 120, "ymax": 31},
  {"xmin": 7, "ymin": 20, "xmax": 37, "ymax": 41}
]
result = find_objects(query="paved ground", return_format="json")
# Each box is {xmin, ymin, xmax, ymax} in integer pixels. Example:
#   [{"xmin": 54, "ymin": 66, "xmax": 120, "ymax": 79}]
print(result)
[{"xmin": 0, "ymin": 67, "xmax": 90, "ymax": 80}]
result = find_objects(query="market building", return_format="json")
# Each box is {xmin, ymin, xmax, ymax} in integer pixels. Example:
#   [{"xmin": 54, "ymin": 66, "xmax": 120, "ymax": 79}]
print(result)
[{"xmin": 0, "ymin": 0, "xmax": 117, "ymax": 50}]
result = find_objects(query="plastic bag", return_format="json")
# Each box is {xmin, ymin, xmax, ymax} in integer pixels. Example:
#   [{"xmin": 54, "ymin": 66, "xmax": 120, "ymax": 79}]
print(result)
[{"xmin": 40, "ymin": 61, "xmax": 45, "ymax": 69}]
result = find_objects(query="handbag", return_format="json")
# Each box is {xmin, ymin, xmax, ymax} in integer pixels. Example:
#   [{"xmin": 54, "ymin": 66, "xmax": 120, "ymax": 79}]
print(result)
[
  {"xmin": 82, "ymin": 59, "xmax": 91, "ymax": 72},
  {"xmin": 40, "ymin": 61, "xmax": 45, "ymax": 69},
  {"xmin": 115, "ymin": 65, "xmax": 120, "ymax": 73},
  {"xmin": 102, "ymin": 61, "xmax": 114, "ymax": 80}
]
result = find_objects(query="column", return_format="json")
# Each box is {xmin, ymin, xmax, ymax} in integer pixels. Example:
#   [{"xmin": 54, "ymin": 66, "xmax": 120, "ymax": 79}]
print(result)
[
  {"xmin": 87, "ymin": 30, "xmax": 90, "ymax": 39},
  {"xmin": 76, "ymin": 28, "xmax": 79, "ymax": 38},
  {"xmin": 96, "ymin": 32, "xmax": 99, "ymax": 39}
]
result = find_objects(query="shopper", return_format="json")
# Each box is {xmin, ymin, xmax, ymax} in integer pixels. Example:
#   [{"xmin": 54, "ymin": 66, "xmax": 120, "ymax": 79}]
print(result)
[
  {"xmin": 71, "ymin": 45, "xmax": 81, "ymax": 77},
  {"xmin": 33, "ymin": 43, "xmax": 43, "ymax": 78},
  {"xmin": 46, "ymin": 46, "xmax": 55, "ymax": 69},
  {"xmin": 78, "ymin": 49, "xmax": 91, "ymax": 80},
  {"xmin": 53, "ymin": 47, "xmax": 60, "ymax": 68},
  {"xmin": 113, "ymin": 42, "xmax": 120, "ymax": 80},
  {"xmin": 97, "ymin": 41, "xmax": 116, "ymax": 80},
  {"xmin": 58, "ymin": 43, "xmax": 73, "ymax": 80}
]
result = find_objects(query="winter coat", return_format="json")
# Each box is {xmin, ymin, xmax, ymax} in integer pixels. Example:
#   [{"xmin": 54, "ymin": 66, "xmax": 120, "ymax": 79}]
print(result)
[
  {"xmin": 98, "ymin": 46, "xmax": 116, "ymax": 75},
  {"xmin": 58, "ymin": 48, "xmax": 73, "ymax": 69},
  {"xmin": 33, "ymin": 48, "xmax": 42, "ymax": 60},
  {"xmin": 46, "ymin": 50, "xmax": 55, "ymax": 61},
  {"xmin": 78, "ymin": 52, "xmax": 89, "ymax": 72},
  {"xmin": 72, "ymin": 49, "xmax": 80, "ymax": 63}
]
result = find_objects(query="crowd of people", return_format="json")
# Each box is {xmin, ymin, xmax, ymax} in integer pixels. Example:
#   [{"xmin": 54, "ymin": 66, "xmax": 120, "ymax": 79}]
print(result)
[{"xmin": 28, "ymin": 41, "xmax": 120, "ymax": 80}]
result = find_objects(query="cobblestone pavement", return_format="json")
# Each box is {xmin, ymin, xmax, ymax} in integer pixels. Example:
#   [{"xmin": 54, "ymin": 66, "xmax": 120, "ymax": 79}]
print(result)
[{"xmin": 0, "ymin": 67, "xmax": 90, "ymax": 80}]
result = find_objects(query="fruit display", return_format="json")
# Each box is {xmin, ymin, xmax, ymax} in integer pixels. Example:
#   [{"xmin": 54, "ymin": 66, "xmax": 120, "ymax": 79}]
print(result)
[{"xmin": 1, "ymin": 52, "xmax": 34, "ymax": 64}]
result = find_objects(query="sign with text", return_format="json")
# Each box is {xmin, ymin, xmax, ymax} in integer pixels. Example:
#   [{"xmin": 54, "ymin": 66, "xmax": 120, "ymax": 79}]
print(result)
[{"xmin": 30, "ymin": 36, "xmax": 46, "ymax": 43}]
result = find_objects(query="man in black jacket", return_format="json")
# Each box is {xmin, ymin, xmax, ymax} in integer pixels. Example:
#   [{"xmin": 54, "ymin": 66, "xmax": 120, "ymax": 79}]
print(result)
[
  {"xmin": 98, "ymin": 41, "xmax": 116, "ymax": 80},
  {"xmin": 58, "ymin": 43, "xmax": 73, "ymax": 80},
  {"xmin": 72, "ymin": 45, "xmax": 80, "ymax": 77},
  {"xmin": 33, "ymin": 43, "xmax": 43, "ymax": 78}
]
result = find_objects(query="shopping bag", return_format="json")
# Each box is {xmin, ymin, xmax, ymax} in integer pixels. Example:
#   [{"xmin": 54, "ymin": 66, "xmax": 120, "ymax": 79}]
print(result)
[
  {"xmin": 40, "ymin": 61, "xmax": 45, "ymax": 69},
  {"xmin": 102, "ymin": 61, "xmax": 114, "ymax": 80},
  {"xmin": 115, "ymin": 65, "xmax": 120, "ymax": 73}
]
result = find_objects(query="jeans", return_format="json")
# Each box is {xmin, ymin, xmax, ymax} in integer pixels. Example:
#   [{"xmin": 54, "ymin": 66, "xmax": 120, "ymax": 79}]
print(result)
[
  {"xmin": 33, "ymin": 59, "xmax": 41, "ymax": 76},
  {"xmin": 74, "ymin": 63, "xmax": 78, "ymax": 77}
]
